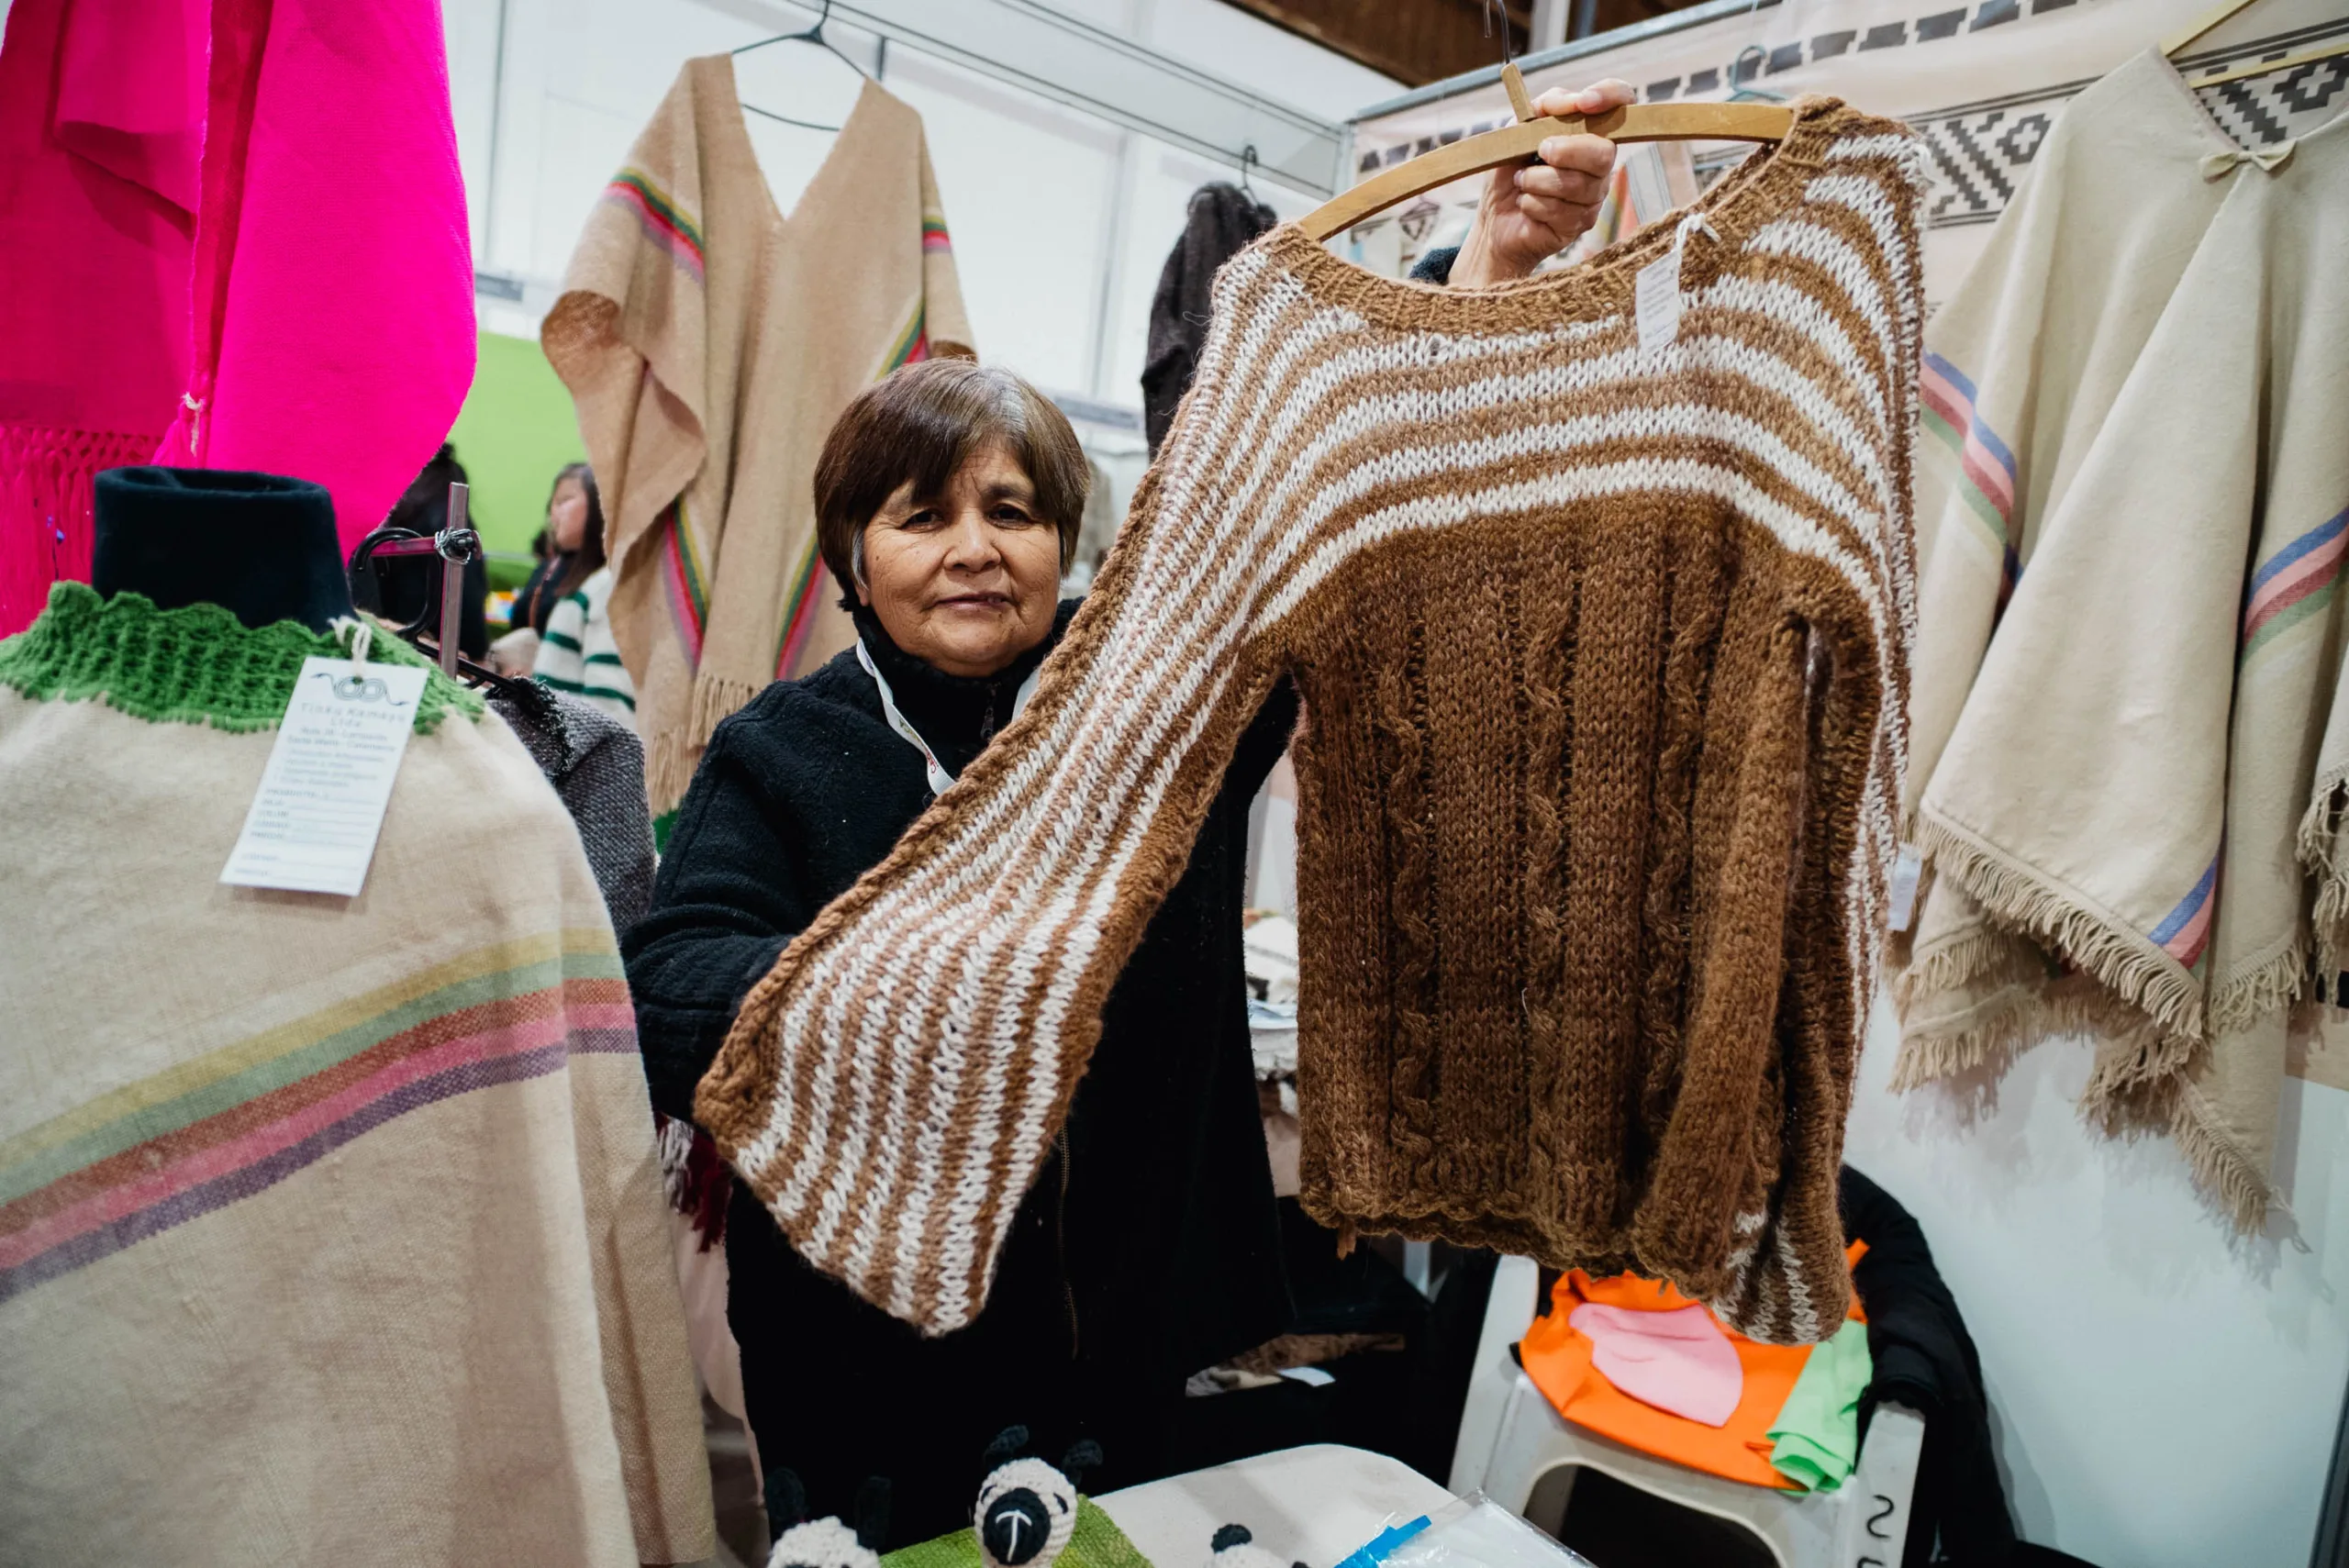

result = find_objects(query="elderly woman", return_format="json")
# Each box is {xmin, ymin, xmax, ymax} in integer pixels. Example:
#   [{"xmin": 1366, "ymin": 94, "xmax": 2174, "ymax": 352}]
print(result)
[{"xmin": 624, "ymin": 80, "xmax": 1635, "ymax": 1544}]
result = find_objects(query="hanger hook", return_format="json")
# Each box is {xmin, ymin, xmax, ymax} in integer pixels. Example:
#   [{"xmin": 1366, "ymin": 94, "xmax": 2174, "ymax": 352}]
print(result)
[
  {"xmin": 1484, "ymin": 0, "xmax": 1513, "ymax": 64},
  {"xmin": 1239, "ymin": 143, "xmax": 1260, "ymax": 201}
]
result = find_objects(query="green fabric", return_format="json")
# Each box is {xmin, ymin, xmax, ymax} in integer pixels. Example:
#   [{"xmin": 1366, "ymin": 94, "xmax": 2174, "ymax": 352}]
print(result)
[
  {"xmin": 882, "ymin": 1500, "xmax": 1153, "ymax": 1568},
  {"xmin": 447, "ymin": 328, "xmax": 589, "ymax": 572},
  {"xmin": 0, "ymin": 582, "xmax": 484, "ymax": 735},
  {"xmin": 1767, "ymin": 1318, "xmax": 1872, "ymax": 1492}
]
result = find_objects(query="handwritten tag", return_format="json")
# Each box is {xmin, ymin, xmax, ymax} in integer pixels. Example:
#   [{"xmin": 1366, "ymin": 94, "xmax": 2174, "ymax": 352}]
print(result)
[
  {"xmin": 1635, "ymin": 245, "xmax": 1684, "ymax": 357},
  {"xmin": 220, "ymin": 656, "xmax": 429, "ymax": 896},
  {"xmin": 1887, "ymin": 845, "xmax": 1923, "ymax": 933}
]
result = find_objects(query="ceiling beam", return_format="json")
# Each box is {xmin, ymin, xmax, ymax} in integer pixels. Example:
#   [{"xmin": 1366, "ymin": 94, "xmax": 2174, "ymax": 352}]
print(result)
[{"xmin": 1219, "ymin": 0, "xmax": 1534, "ymax": 87}]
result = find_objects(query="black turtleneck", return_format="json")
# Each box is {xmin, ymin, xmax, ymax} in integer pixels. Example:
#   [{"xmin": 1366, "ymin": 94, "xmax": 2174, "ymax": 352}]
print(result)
[
  {"xmin": 847, "ymin": 600, "xmax": 1059, "ymax": 774},
  {"xmin": 624, "ymin": 598, "xmax": 1299, "ymax": 1537}
]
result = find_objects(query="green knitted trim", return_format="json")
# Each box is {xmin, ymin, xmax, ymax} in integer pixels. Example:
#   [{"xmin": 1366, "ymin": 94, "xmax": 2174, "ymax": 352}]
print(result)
[{"xmin": 0, "ymin": 581, "xmax": 484, "ymax": 735}]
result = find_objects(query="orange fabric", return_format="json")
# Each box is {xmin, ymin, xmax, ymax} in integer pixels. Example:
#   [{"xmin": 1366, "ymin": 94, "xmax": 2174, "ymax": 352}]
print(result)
[{"xmin": 1518, "ymin": 1242, "xmax": 1867, "ymax": 1490}]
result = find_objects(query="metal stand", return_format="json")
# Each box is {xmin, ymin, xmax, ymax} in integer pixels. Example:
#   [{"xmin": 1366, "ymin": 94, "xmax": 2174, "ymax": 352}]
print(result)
[{"xmin": 351, "ymin": 482, "xmax": 481, "ymax": 676}]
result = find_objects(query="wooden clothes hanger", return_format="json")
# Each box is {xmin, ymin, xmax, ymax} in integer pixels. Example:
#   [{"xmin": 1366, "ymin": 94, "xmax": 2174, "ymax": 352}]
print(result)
[
  {"xmin": 733, "ymin": 0, "xmax": 871, "ymax": 135},
  {"xmin": 1300, "ymin": 61, "xmax": 1791, "ymax": 241},
  {"xmin": 2164, "ymin": 0, "xmax": 2349, "ymax": 90}
]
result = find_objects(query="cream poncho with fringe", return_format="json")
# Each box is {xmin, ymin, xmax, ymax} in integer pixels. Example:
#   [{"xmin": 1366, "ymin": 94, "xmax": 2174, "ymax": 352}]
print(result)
[
  {"xmin": 545, "ymin": 60, "xmax": 974, "ymax": 820},
  {"xmin": 1897, "ymin": 49, "xmax": 2349, "ymax": 1225}
]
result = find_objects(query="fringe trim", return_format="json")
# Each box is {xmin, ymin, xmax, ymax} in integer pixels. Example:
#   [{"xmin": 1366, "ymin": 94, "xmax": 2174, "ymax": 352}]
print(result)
[
  {"xmin": 644, "ymin": 672, "xmax": 764, "ymax": 809},
  {"xmin": 2299, "ymin": 766, "xmax": 2349, "ymax": 973},
  {"xmin": 1891, "ymin": 924, "xmax": 2038, "ymax": 1011},
  {"xmin": 2170, "ymin": 1082, "xmax": 2274, "ymax": 1234},
  {"xmin": 1893, "ymin": 979, "xmax": 2127, "ymax": 1092},
  {"xmin": 655, "ymin": 1113, "xmax": 696, "ymax": 1209},
  {"xmin": 1915, "ymin": 815, "xmax": 2204, "ymax": 1041},
  {"xmin": 2076, "ymin": 1012, "xmax": 2195, "ymax": 1123},
  {"xmin": 1888, "ymin": 1002, "xmax": 2033, "ymax": 1091},
  {"xmin": 2209, "ymin": 933, "xmax": 2310, "ymax": 1037}
]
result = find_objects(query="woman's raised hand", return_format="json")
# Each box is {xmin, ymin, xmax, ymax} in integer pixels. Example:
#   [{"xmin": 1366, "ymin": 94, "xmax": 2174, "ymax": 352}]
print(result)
[{"xmin": 1445, "ymin": 78, "xmax": 1640, "ymax": 289}]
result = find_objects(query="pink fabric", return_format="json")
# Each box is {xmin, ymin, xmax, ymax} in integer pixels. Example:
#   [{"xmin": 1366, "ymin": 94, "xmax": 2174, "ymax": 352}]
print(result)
[
  {"xmin": 0, "ymin": 0, "xmax": 201, "ymax": 634},
  {"xmin": 153, "ymin": 0, "xmax": 475, "ymax": 553},
  {"xmin": 1568, "ymin": 1300, "xmax": 1745, "ymax": 1429}
]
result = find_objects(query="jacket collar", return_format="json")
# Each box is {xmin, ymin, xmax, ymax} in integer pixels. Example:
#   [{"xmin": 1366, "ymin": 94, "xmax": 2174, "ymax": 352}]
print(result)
[{"xmin": 850, "ymin": 598, "xmax": 1075, "ymax": 763}]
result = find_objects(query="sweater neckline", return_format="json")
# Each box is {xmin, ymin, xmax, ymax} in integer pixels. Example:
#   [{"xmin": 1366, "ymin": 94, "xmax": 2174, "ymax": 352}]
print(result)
[
  {"xmin": 0, "ymin": 581, "xmax": 483, "ymax": 734},
  {"xmin": 1259, "ymin": 94, "xmax": 1860, "ymax": 334}
]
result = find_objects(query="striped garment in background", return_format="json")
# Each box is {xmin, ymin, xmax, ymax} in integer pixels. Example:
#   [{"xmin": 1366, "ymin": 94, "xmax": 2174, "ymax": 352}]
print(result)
[
  {"xmin": 544, "ymin": 56, "xmax": 975, "ymax": 829},
  {"xmin": 1893, "ymin": 48, "xmax": 2349, "ymax": 1230},
  {"xmin": 534, "ymin": 564, "xmax": 639, "ymax": 728},
  {"xmin": 0, "ymin": 584, "xmax": 711, "ymax": 1565}
]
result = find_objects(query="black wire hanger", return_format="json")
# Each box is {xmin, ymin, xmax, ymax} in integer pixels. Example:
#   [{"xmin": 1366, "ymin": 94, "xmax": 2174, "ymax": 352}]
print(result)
[{"xmin": 734, "ymin": 0, "xmax": 870, "ymax": 135}]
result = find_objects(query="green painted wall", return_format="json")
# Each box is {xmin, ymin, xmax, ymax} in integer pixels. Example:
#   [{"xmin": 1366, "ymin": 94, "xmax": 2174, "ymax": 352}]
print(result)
[{"xmin": 447, "ymin": 329, "xmax": 586, "ymax": 587}]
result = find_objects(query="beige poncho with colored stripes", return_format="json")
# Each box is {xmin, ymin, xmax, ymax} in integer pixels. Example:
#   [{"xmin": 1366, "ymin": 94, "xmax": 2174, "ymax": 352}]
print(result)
[
  {"xmin": 545, "ymin": 59, "xmax": 974, "ymax": 819},
  {"xmin": 1895, "ymin": 50, "xmax": 2349, "ymax": 1226},
  {"xmin": 0, "ymin": 584, "xmax": 711, "ymax": 1565}
]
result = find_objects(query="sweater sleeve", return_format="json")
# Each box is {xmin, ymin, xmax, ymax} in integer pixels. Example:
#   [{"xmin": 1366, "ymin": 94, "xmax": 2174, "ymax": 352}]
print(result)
[
  {"xmin": 694, "ymin": 452, "xmax": 1302, "ymax": 1332},
  {"xmin": 622, "ymin": 717, "xmax": 813, "ymax": 1123}
]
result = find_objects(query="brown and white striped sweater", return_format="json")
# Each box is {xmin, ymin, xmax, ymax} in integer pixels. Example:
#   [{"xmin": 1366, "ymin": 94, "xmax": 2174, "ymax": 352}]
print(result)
[{"xmin": 696, "ymin": 98, "xmax": 1923, "ymax": 1345}]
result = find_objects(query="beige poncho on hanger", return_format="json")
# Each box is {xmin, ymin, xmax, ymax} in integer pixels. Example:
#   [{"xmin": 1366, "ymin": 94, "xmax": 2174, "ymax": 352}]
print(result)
[
  {"xmin": 545, "ymin": 59, "xmax": 974, "ymax": 818},
  {"xmin": 1898, "ymin": 48, "xmax": 2349, "ymax": 1224}
]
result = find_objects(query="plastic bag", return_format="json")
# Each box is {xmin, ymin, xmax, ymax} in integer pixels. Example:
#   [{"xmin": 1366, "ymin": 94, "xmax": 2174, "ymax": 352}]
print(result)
[{"xmin": 1373, "ymin": 1495, "xmax": 1598, "ymax": 1568}]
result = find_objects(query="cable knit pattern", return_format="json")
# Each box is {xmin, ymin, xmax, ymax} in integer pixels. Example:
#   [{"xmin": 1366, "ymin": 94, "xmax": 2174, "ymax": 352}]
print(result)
[{"xmin": 696, "ymin": 98, "xmax": 1924, "ymax": 1344}]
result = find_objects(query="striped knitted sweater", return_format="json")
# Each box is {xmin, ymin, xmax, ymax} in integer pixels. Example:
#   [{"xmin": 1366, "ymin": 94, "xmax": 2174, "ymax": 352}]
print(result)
[
  {"xmin": 697, "ymin": 98, "xmax": 1924, "ymax": 1345},
  {"xmin": 0, "ymin": 585, "xmax": 712, "ymax": 1564},
  {"xmin": 535, "ymin": 564, "xmax": 639, "ymax": 728}
]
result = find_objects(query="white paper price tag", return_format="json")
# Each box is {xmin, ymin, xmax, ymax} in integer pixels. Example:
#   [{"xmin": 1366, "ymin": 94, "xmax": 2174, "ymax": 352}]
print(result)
[
  {"xmin": 1887, "ymin": 845, "xmax": 1924, "ymax": 933},
  {"xmin": 1634, "ymin": 246, "xmax": 1684, "ymax": 357},
  {"xmin": 221, "ymin": 655, "xmax": 429, "ymax": 896}
]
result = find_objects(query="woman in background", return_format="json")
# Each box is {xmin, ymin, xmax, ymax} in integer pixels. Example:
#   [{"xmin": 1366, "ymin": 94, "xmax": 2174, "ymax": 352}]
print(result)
[
  {"xmin": 528, "ymin": 464, "xmax": 635, "ymax": 727},
  {"xmin": 509, "ymin": 461, "xmax": 606, "ymax": 634}
]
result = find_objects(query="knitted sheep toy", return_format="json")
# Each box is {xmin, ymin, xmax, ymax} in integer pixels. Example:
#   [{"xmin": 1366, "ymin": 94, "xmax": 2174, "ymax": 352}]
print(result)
[
  {"xmin": 974, "ymin": 1427, "xmax": 1101, "ymax": 1568},
  {"xmin": 1206, "ymin": 1523, "xmax": 1307, "ymax": 1568},
  {"xmin": 764, "ymin": 1469, "xmax": 888, "ymax": 1568},
  {"xmin": 769, "ymin": 1516, "xmax": 881, "ymax": 1568}
]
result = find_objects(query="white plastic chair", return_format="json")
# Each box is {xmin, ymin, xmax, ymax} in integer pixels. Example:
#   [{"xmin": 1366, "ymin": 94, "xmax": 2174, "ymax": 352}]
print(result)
[{"xmin": 1450, "ymin": 1256, "xmax": 1925, "ymax": 1568}]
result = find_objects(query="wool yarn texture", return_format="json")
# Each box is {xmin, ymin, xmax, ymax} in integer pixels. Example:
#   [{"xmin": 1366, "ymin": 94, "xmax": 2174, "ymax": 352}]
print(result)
[
  {"xmin": 696, "ymin": 98, "xmax": 1924, "ymax": 1346},
  {"xmin": 0, "ymin": 584, "xmax": 713, "ymax": 1565}
]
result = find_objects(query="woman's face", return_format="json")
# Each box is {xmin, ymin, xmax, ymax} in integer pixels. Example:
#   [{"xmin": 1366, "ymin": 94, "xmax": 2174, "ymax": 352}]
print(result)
[
  {"xmin": 549, "ymin": 476, "xmax": 589, "ymax": 553},
  {"xmin": 858, "ymin": 442, "xmax": 1063, "ymax": 679}
]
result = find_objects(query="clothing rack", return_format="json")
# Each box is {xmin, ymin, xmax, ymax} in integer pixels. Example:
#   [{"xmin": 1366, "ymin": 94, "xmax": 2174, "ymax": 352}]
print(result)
[{"xmin": 351, "ymin": 483, "xmax": 483, "ymax": 678}]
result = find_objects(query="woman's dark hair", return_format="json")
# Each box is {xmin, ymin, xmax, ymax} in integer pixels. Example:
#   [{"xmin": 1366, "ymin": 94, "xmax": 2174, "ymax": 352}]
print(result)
[
  {"xmin": 387, "ymin": 443, "xmax": 469, "ymax": 528},
  {"xmin": 519, "ymin": 462, "xmax": 607, "ymax": 630},
  {"xmin": 813, "ymin": 359, "xmax": 1087, "ymax": 592}
]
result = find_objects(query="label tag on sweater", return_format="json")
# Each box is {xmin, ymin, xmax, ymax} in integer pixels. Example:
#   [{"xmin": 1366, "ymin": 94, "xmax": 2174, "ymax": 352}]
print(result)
[
  {"xmin": 221, "ymin": 656, "xmax": 429, "ymax": 896},
  {"xmin": 1634, "ymin": 248, "xmax": 1684, "ymax": 356},
  {"xmin": 1635, "ymin": 212, "xmax": 1717, "ymax": 358},
  {"xmin": 1887, "ymin": 845, "xmax": 1923, "ymax": 933}
]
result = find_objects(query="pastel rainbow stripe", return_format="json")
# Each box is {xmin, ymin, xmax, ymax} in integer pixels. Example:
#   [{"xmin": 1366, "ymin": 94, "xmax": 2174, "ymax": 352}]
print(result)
[
  {"xmin": 884, "ymin": 300, "xmax": 930, "ymax": 376},
  {"xmin": 661, "ymin": 499, "xmax": 708, "ymax": 668},
  {"xmin": 2149, "ymin": 856, "xmax": 2219, "ymax": 971},
  {"xmin": 2243, "ymin": 507, "xmax": 2347, "ymax": 662},
  {"xmin": 773, "ymin": 539, "xmax": 829, "ymax": 681},
  {"xmin": 0, "ymin": 935, "xmax": 631, "ymax": 1304},
  {"xmin": 1919, "ymin": 351, "xmax": 2020, "ymax": 604},
  {"xmin": 921, "ymin": 215, "xmax": 952, "ymax": 254},
  {"xmin": 605, "ymin": 168, "xmax": 706, "ymax": 280},
  {"xmin": 770, "ymin": 295, "xmax": 938, "ymax": 678}
]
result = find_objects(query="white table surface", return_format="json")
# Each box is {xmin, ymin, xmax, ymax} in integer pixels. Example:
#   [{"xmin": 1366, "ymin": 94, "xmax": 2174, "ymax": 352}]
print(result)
[{"xmin": 1095, "ymin": 1444, "xmax": 1455, "ymax": 1568}]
